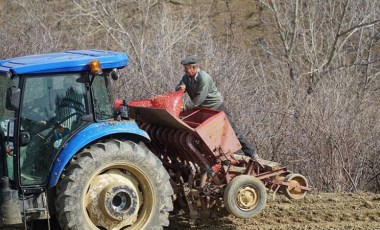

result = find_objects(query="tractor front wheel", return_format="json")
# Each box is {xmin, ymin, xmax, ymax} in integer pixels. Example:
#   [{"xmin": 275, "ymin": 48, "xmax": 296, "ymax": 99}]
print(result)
[{"xmin": 55, "ymin": 140, "xmax": 173, "ymax": 230}]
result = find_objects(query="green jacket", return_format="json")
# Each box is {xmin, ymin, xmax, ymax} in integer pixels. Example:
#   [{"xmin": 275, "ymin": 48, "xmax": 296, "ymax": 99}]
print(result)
[{"xmin": 176, "ymin": 70, "xmax": 223, "ymax": 110}]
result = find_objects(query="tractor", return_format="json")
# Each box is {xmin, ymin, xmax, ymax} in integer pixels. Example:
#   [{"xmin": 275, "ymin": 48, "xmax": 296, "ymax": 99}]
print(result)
[
  {"xmin": 0, "ymin": 50, "xmax": 310, "ymax": 230},
  {"xmin": 0, "ymin": 50, "xmax": 173, "ymax": 229}
]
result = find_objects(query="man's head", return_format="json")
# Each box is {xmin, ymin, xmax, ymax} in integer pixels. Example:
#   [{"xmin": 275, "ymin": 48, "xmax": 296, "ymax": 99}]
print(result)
[{"xmin": 181, "ymin": 55, "xmax": 199, "ymax": 78}]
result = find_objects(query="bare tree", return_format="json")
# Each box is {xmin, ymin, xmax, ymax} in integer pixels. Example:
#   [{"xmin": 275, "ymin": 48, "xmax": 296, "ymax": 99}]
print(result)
[
  {"xmin": 0, "ymin": 0, "xmax": 66, "ymax": 58},
  {"xmin": 66, "ymin": 0, "xmax": 214, "ymax": 98},
  {"xmin": 1, "ymin": 0, "xmax": 380, "ymax": 193},
  {"xmin": 255, "ymin": 0, "xmax": 380, "ymax": 192}
]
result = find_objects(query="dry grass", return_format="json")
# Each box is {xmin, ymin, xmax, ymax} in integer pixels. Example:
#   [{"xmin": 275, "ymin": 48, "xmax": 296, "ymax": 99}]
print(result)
[{"xmin": 1, "ymin": 0, "xmax": 380, "ymax": 193}]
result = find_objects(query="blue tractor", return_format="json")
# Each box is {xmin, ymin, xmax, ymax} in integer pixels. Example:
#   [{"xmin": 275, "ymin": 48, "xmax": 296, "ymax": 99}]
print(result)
[{"xmin": 0, "ymin": 50, "xmax": 173, "ymax": 229}]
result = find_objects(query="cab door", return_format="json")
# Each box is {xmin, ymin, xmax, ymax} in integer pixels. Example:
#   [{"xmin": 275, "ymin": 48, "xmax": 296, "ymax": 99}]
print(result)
[{"xmin": 18, "ymin": 73, "xmax": 88, "ymax": 186}]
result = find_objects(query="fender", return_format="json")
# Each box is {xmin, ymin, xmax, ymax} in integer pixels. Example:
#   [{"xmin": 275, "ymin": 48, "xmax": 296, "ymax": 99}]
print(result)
[{"xmin": 47, "ymin": 120, "xmax": 150, "ymax": 188}]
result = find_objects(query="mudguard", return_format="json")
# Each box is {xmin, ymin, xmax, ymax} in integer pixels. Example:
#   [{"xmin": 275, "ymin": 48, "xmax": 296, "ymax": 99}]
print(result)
[{"xmin": 47, "ymin": 121, "xmax": 150, "ymax": 188}]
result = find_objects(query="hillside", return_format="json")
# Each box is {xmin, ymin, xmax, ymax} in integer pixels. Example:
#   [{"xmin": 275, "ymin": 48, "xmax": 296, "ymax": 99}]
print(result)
[
  {"xmin": 1, "ymin": 1, "xmax": 380, "ymax": 229},
  {"xmin": 1, "ymin": 0, "xmax": 380, "ymax": 192}
]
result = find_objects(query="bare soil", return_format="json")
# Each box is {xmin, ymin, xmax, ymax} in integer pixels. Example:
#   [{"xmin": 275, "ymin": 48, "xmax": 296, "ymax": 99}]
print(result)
[
  {"xmin": 165, "ymin": 192, "xmax": 380, "ymax": 230},
  {"xmin": 1, "ymin": 192, "xmax": 379, "ymax": 229}
]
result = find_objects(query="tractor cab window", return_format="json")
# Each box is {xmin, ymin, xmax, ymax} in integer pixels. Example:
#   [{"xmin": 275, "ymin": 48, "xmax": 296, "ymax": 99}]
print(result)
[
  {"xmin": 92, "ymin": 74, "xmax": 114, "ymax": 120},
  {"xmin": 19, "ymin": 73, "xmax": 88, "ymax": 185},
  {"xmin": 0, "ymin": 77, "xmax": 19, "ymax": 180}
]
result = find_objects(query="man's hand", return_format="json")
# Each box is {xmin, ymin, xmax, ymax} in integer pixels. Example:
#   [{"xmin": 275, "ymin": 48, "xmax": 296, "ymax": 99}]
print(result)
[{"xmin": 178, "ymin": 84, "xmax": 186, "ymax": 90}]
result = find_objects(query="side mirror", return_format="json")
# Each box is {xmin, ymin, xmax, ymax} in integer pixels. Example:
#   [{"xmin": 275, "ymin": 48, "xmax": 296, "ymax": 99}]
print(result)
[
  {"xmin": 6, "ymin": 86, "xmax": 20, "ymax": 111},
  {"xmin": 110, "ymin": 69, "xmax": 119, "ymax": 81}
]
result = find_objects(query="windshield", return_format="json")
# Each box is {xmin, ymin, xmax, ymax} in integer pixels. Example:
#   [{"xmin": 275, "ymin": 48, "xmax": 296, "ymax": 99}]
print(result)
[{"xmin": 0, "ymin": 76, "xmax": 18, "ymax": 180}]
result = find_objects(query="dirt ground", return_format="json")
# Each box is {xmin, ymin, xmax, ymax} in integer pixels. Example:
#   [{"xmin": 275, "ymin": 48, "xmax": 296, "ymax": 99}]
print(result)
[
  {"xmin": 165, "ymin": 192, "xmax": 380, "ymax": 230},
  {"xmin": 1, "ymin": 192, "xmax": 379, "ymax": 230}
]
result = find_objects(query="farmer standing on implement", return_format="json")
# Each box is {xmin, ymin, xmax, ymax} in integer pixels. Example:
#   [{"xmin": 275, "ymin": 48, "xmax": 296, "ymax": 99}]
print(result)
[{"xmin": 176, "ymin": 55, "xmax": 260, "ymax": 161}]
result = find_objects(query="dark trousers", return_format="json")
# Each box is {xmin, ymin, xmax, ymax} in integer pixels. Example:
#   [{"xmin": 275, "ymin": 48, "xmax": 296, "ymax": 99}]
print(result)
[{"xmin": 217, "ymin": 103, "xmax": 257, "ymax": 157}]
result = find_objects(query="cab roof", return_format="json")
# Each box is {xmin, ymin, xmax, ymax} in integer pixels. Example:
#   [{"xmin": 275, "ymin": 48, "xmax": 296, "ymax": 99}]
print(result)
[{"xmin": 0, "ymin": 50, "xmax": 128, "ymax": 75}]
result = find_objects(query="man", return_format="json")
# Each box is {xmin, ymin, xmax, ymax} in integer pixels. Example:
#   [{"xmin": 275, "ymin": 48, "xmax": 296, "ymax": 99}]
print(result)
[{"xmin": 176, "ymin": 55, "xmax": 260, "ymax": 160}]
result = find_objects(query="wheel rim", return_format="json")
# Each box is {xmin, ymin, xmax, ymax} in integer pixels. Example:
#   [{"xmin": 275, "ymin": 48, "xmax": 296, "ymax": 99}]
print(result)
[
  {"xmin": 283, "ymin": 173, "xmax": 308, "ymax": 199},
  {"xmin": 84, "ymin": 164, "xmax": 154, "ymax": 229},
  {"xmin": 236, "ymin": 185, "xmax": 258, "ymax": 211}
]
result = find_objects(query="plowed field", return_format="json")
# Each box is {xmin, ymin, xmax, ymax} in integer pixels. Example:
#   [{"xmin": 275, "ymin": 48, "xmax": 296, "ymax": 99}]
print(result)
[
  {"xmin": 166, "ymin": 192, "xmax": 380, "ymax": 230},
  {"xmin": 2, "ymin": 192, "xmax": 379, "ymax": 230}
]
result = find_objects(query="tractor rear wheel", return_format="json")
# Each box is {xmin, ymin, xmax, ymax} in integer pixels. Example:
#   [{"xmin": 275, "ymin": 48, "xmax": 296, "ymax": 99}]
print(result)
[
  {"xmin": 223, "ymin": 175, "xmax": 267, "ymax": 219},
  {"xmin": 55, "ymin": 140, "xmax": 173, "ymax": 230}
]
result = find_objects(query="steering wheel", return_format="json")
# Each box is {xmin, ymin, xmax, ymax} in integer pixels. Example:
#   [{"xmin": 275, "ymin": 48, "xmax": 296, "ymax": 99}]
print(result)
[{"xmin": 42, "ymin": 112, "xmax": 84, "ymax": 145}]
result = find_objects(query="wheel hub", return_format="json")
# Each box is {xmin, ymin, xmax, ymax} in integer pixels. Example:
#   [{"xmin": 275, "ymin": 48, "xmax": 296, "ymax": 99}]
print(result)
[
  {"xmin": 236, "ymin": 186, "xmax": 257, "ymax": 210},
  {"xmin": 85, "ymin": 169, "xmax": 143, "ymax": 228},
  {"xmin": 103, "ymin": 185, "xmax": 137, "ymax": 220}
]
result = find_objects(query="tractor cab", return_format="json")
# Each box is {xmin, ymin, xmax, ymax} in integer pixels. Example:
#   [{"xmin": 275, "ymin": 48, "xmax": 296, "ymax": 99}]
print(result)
[{"xmin": 0, "ymin": 50, "xmax": 126, "ymax": 189}]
